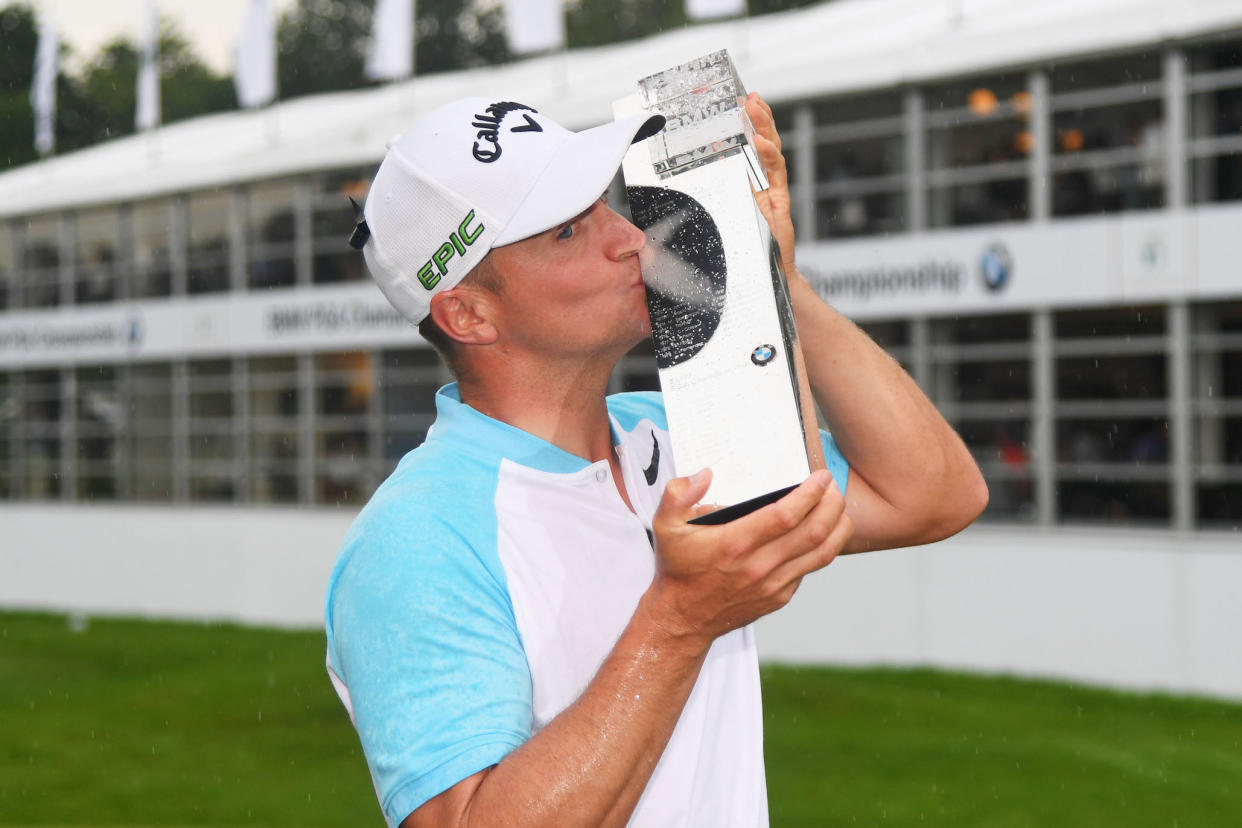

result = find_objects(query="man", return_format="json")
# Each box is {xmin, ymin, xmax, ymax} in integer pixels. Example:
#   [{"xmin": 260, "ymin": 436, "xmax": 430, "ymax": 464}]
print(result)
[{"xmin": 326, "ymin": 93, "xmax": 987, "ymax": 827}]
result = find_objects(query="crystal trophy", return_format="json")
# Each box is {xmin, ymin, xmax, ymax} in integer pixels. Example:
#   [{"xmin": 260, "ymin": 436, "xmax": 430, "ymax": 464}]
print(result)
[{"xmin": 615, "ymin": 49, "xmax": 825, "ymax": 523}]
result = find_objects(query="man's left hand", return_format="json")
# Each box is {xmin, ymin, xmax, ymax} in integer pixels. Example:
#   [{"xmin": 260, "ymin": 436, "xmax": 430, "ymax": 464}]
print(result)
[{"xmin": 745, "ymin": 92, "xmax": 797, "ymax": 280}]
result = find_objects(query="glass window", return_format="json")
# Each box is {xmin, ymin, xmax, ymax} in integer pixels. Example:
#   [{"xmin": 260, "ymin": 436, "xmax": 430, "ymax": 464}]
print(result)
[
  {"xmin": 1051, "ymin": 99, "xmax": 1165, "ymax": 214},
  {"xmin": 76, "ymin": 365, "xmax": 121, "ymax": 500},
  {"xmin": 814, "ymin": 93, "xmax": 903, "ymax": 126},
  {"xmin": 1187, "ymin": 34, "xmax": 1242, "ymax": 74},
  {"xmin": 187, "ymin": 190, "xmax": 231, "ymax": 294},
  {"xmin": 380, "ymin": 348, "xmax": 445, "ymax": 472},
  {"xmin": 1190, "ymin": 88, "xmax": 1242, "ymax": 140},
  {"xmin": 1050, "ymin": 52, "xmax": 1165, "ymax": 216},
  {"xmin": 0, "ymin": 370, "xmax": 12, "ymax": 498},
  {"xmin": 0, "ymin": 221, "xmax": 13, "ymax": 310},
  {"xmin": 187, "ymin": 359, "xmax": 236, "ymax": 501},
  {"xmin": 316, "ymin": 351, "xmax": 375, "ymax": 505},
  {"xmin": 73, "ymin": 208, "xmax": 120, "ymax": 304},
  {"xmin": 247, "ymin": 180, "xmax": 297, "ymax": 289},
  {"xmin": 1188, "ymin": 36, "xmax": 1242, "ymax": 205},
  {"xmin": 1190, "ymin": 151, "xmax": 1242, "ymax": 204},
  {"xmin": 1049, "ymin": 52, "xmax": 1162, "ymax": 92},
  {"xmin": 858, "ymin": 319, "xmax": 913, "ymax": 374},
  {"xmin": 312, "ymin": 169, "xmax": 371, "ymax": 284},
  {"xmin": 22, "ymin": 369, "xmax": 62, "ymax": 498},
  {"xmin": 1192, "ymin": 300, "xmax": 1242, "ymax": 529},
  {"xmin": 19, "ymin": 214, "xmax": 62, "ymax": 307},
  {"xmin": 925, "ymin": 73, "xmax": 1031, "ymax": 227},
  {"xmin": 613, "ymin": 340, "xmax": 660, "ymax": 395},
  {"xmin": 131, "ymin": 200, "xmax": 174, "ymax": 298},
  {"xmin": 129, "ymin": 363, "xmax": 174, "ymax": 501},
  {"xmin": 1054, "ymin": 305, "xmax": 1169, "ymax": 525},
  {"xmin": 813, "ymin": 92, "xmax": 905, "ymax": 238},
  {"xmin": 930, "ymin": 314, "xmax": 1034, "ymax": 521},
  {"xmin": 249, "ymin": 355, "xmax": 300, "ymax": 503},
  {"xmin": 771, "ymin": 104, "xmax": 794, "ymax": 133},
  {"xmin": 929, "ymin": 178, "xmax": 1028, "ymax": 227},
  {"xmin": 817, "ymin": 192, "xmax": 906, "ymax": 239}
]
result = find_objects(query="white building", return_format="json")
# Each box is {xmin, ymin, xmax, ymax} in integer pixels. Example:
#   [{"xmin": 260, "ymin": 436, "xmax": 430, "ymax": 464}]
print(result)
[{"xmin": 1, "ymin": 0, "xmax": 1240, "ymax": 698}]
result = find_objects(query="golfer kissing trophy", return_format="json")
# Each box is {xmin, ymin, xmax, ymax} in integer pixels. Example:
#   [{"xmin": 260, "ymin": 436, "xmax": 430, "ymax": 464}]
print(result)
[{"xmin": 615, "ymin": 49, "xmax": 826, "ymax": 524}]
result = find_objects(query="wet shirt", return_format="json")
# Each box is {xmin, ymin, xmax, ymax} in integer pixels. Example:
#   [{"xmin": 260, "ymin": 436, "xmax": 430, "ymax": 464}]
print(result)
[{"xmin": 324, "ymin": 383, "xmax": 848, "ymax": 826}]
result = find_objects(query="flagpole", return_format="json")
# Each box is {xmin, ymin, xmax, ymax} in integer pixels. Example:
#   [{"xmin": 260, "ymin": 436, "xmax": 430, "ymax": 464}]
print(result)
[
  {"xmin": 31, "ymin": 1, "xmax": 59, "ymax": 157},
  {"xmin": 737, "ymin": 0, "xmax": 750, "ymax": 68},
  {"xmin": 558, "ymin": 19, "xmax": 570, "ymax": 98}
]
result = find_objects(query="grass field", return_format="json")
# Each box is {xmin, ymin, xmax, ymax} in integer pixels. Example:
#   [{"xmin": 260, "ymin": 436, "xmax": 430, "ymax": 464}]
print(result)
[{"xmin": 2, "ymin": 611, "xmax": 1240, "ymax": 826}]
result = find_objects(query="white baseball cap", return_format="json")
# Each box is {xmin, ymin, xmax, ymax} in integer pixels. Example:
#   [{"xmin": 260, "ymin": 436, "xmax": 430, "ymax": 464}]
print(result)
[{"xmin": 351, "ymin": 97, "xmax": 665, "ymax": 323}]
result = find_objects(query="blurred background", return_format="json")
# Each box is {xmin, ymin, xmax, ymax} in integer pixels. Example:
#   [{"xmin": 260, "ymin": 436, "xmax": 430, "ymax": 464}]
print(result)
[{"xmin": 1, "ymin": 0, "xmax": 1241, "ymax": 824}]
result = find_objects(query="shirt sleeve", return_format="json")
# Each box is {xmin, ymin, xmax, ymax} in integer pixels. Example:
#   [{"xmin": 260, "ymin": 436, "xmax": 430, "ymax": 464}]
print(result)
[
  {"xmin": 820, "ymin": 429, "xmax": 850, "ymax": 496},
  {"xmin": 325, "ymin": 494, "xmax": 531, "ymax": 826}
]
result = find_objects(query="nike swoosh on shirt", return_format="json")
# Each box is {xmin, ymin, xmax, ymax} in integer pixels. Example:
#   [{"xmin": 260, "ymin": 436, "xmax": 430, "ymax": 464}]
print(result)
[{"xmin": 643, "ymin": 431, "xmax": 660, "ymax": 486}]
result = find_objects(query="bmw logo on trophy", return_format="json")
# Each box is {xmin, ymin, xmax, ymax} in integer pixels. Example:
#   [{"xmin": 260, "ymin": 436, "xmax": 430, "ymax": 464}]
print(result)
[{"xmin": 615, "ymin": 50, "xmax": 826, "ymax": 524}]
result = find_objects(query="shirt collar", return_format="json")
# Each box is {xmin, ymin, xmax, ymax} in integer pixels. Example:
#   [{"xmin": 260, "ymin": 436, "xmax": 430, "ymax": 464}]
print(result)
[{"xmin": 427, "ymin": 383, "xmax": 605, "ymax": 474}]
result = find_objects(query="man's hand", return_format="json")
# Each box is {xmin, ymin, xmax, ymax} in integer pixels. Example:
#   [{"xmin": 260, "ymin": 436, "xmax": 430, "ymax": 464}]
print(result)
[
  {"xmin": 745, "ymin": 92, "xmax": 797, "ymax": 281},
  {"xmin": 646, "ymin": 468, "xmax": 853, "ymax": 645}
]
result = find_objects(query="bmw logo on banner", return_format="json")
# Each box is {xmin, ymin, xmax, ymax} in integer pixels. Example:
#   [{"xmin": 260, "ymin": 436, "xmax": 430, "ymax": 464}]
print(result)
[
  {"xmin": 980, "ymin": 243, "xmax": 1012, "ymax": 292},
  {"xmin": 126, "ymin": 316, "xmax": 145, "ymax": 348}
]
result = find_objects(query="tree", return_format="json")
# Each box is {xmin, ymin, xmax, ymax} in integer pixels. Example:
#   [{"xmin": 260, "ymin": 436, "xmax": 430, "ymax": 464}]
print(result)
[
  {"xmin": 0, "ymin": 2, "xmax": 37, "ymax": 91},
  {"xmin": 0, "ymin": 3, "xmax": 38, "ymax": 167},
  {"xmin": 277, "ymin": 0, "xmax": 376, "ymax": 99},
  {"xmin": 563, "ymin": 0, "xmax": 826, "ymax": 49},
  {"xmin": 275, "ymin": 0, "xmax": 510, "ymax": 101},
  {"xmin": 158, "ymin": 28, "xmax": 236, "ymax": 124},
  {"xmin": 414, "ymin": 0, "xmax": 508, "ymax": 76},
  {"xmin": 566, "ymin": 0, "xmax": 687, "ymax": 50}
]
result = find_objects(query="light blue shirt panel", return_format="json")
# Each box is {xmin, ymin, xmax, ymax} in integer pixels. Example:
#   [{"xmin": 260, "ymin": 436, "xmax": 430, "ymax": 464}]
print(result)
[
  {"xmin": 819, "ymin": 430, "xmax": 850, "ymax": 495},
  {"xmin": 607, "ymin": 390, "xmax": 849, "ymax": 495},
  {"xmin": 606, "ymin": 391, "xmax": 669, "ymax": 433},
  {"xmin": 325, "ymin": 440, "xmax": 531, "ymax": 826}
]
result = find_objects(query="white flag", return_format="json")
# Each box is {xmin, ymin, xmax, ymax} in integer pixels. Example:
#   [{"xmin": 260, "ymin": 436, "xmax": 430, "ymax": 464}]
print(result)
[
  {"xmin": 136, "ymin": 0, "xmax": 161, "ymax": 131},
  {"xmin": 366, "ymin": 0, "xmax": 414, "ymax": 81},
  {"xmin": 235, "ymin": 0, "xmax": 276, "ymax": 108},
  {"xmin": 502, "ymin": 0, "xmax": 565, "ymax": 55},
  {"xmin": 686, "ymin": 0, "xmax": 746, "ymax": 21},
  {"xmin": 31, "ymin": 13, "xmax": 58, "ymax": 156}
]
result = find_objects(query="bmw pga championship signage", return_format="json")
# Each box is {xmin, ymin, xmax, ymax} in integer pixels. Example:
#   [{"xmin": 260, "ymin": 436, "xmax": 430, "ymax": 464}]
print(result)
[
  {"xmin": 797, "ymin": 204, "xmax": 1242, "ymax": 320},
  {"xmin": 0, "ymin": 282, "xmax": 415, "ymax": 368}
]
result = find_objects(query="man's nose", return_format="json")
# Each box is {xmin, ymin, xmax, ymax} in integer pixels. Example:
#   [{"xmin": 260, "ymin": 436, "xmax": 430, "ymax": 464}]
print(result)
[{"xmin": 605, "ymin": 205, "xmax": 646, "ymax": 259}]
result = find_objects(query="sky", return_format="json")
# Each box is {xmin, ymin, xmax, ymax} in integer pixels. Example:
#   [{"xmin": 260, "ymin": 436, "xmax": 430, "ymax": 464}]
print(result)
[{"xmin": 33, "ymin": 0, "xmax": 297, "ymax": 73}]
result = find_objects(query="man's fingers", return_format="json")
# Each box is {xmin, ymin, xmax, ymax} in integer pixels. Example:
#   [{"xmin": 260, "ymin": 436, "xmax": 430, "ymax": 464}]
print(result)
[
  {"xmin": 766, "ymin": 500, "xmax": 853, "ymax": 589},
  {"xmin": 655, "ymin": 468, "xmax": 713, "ymax": 525},
  {"xmin": 745, "ymin": 92, "xmax": 779, "ymax": 146},
  {"xmin": 751, "ymin": 477, "xmax": 846, "ymax": 571},
  {"xmin": 725, "ymin": 469, "xmax": 832, "ymax": 550}
]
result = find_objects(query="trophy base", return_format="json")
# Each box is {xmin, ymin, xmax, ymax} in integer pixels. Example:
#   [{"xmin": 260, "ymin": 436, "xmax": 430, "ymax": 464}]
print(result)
[{"xmin": 688, "ymin": 484, "xmax": 798, "ymax": 526}]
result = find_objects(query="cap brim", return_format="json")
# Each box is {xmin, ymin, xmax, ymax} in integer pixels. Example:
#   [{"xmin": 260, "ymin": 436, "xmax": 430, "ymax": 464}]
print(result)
[{"xmin": 493, "ymin": 112, "xmax": 666, "ymax": 246}]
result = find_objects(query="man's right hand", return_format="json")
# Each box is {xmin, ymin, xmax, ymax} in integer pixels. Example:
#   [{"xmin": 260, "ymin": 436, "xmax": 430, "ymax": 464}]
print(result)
[{"xmin": 646, "ymin": 468, "xmax": 852, "ymax": 647}]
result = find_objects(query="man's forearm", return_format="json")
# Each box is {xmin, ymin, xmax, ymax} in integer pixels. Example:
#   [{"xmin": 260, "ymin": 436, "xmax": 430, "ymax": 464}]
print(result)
[
  {"xmin": 788, "ymin": 272, "xmax": 988, "ymax": 550},
  {"xmin": 426, "ymin": 591, "xmax": 709, "ymax": 828}
]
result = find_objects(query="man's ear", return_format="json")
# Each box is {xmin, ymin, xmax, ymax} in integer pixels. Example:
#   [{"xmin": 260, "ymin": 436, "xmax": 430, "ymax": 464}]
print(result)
[{"xmin": 428, "ymin": 287, "xmax": 499, "ymax": 346}]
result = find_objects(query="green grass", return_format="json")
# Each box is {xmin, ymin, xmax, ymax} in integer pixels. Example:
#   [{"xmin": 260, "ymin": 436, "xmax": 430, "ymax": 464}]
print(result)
[
  {"xmin": 2, "ymin": 612, "xmax": 1240, "ymax": 826},
  {"xmin": 762, "ymin": 666, "xmax": 1242, "ymax": 827}
]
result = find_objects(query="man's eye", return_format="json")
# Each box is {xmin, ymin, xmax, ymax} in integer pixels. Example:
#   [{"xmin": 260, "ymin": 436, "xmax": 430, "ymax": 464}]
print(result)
[{"xmin": 556, "ymin": 223, "xmax": 574, "ymax": 240}]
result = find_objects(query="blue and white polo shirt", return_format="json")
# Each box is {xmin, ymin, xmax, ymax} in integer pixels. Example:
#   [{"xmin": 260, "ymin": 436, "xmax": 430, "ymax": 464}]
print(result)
[{"xmin": 324, "ymin": 384, "xmax": 848, "ymax": 826}]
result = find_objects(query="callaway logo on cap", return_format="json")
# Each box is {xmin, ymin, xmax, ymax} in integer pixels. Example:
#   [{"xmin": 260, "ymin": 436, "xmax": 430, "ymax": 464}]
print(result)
[{"xmin": 350, "ymin": 96, "xmax": 665, "ymax": 323}]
